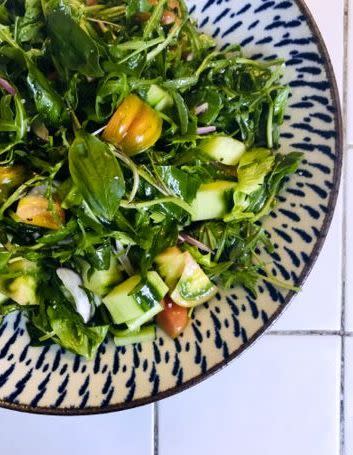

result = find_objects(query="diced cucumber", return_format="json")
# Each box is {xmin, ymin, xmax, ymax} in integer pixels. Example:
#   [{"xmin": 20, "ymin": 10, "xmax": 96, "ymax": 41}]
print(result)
[
  {"xmin": 103, "ymin": 275, "xmax": 142, "ymax": 323},
  {"xmin": 147, "ymin": 84, "xmax": 173, "ymax": 111},
  {"xmin": 171, "ymin": 252, "xmax": 218, "ymax": 307},
  {"xmin": 155, "ymin": 248, "xmax": 218, "ymax": 308},
  {"xmin": 155, "ymin": 246, "xmax": 185, "ymax": 289},
  {"xmin": 113, "ymin": 325, "xmax": 156, "ymax": 347},
  {"xmin": 0, "ymin": 259, "xmax": 38, "ymax": 305},
  {"xmin": 0, "ymin": 292, "xmax": 8, "ymax": 304},
  {"xmin": 191, "ymin": 181, "xmax": 236, "ymax": 221},
  {"xmin": 200, "ymin": 136, "xmax": 246, "ymax": 165},
  {"xmin": 126, "ymin": 303, "xmax": 163, "ymax": 332},
  {"xmin": 103, "ymin": 272, "xmax": 168, "ymax": 327},
  {"xmin": 81, "ymin": 257, "xmax": 123, "ymax": 297},
  {"xmin": 7, "ymin": 276, "xmax": 37, "ymax": 305}
]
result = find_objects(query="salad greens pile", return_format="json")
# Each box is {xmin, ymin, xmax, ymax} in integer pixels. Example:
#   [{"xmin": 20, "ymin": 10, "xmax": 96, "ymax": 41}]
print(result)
[{"xmin": 0, "ymin": 0, "xmax": 302, "ymax": 358}]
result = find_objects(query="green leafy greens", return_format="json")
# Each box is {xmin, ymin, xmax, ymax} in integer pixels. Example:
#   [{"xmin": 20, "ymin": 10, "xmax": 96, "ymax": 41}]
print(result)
[{"xmin": 0, "ymin": 0, "xmax": 302, "ymax": 358}]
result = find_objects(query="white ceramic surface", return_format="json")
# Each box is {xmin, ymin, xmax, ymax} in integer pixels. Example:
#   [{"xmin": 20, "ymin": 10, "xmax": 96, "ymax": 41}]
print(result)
[
  {"xmin": 0, "ymin": 405, "xmax": 153, "ymax": 455},
  {"xmin": 159, "ymin": 335, "xmax": 341, "ymax": 455},
  {"xmin": 346, "ymin": 151, "xmax": 353, "ymax": 332},
  {"xmin": 345, "ymin": 337, "xmax": 353, "ymax": 454},
  {"xmin": 347, "ymin": 0, "xmax": 353, "ymax": 145}
]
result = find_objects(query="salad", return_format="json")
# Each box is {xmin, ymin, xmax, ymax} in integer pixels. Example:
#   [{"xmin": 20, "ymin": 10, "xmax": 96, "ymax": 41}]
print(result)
[{"xmin": 0, "ymin": 0, "xmax": 302, "ymax": 358}]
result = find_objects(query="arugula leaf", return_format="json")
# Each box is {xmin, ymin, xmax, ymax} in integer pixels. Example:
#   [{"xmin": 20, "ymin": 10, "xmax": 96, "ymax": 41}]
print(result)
[
  {"xmin": 0, "ymin": 23, "xmax": 66, "ymax": 128},
  {"xmin": 126, "ymin": 0, "xmax": 152, "ymax": 19},
  {"xmin": 171, "ymin": 90, "xmax": 189, "ymax": 135},
  {"xmin": 86, "ymin": 241, "xmax": 111, "ymax": 271},
  {"xmin": 0, "ymin": 299, "xmax": 23, "ymax": 323},
  {"xmin": 268, "ymin": 152, "xmax": 303, "ymax": 189},
  {"xmin": 143, "ymin": 0, "xmax": 167, "ymax": 39},
  {"xmin": 273, "ymin": 86, "xmax": 290, "ymax": 124},
  {"xmin": 27, "ymin": 61, "xmax": 69, "ymax": 127},
  {"xmin": 95, "ymin": 75, "xmax": 128, "ymax": 122},
  {"xmin": 45, "ymin": 10, "xmax": 103, "ymax": 77},
  {"xmin": 157, "ymin": 165, "xmax": 201, "ymax": 202},
  {"xmin": 0, "ymin": 3, "xmax": 10, "ymax": 24},
  {"xmin": 0, "ymin": 94, "xmax": 27, "ymax": 153},
  {"xmin": 186, "ymin": 222, "xmax": 274, "ymax": 295},
  {"xmin": 190, "ymin": 89, "xmax": 223, "ymax": 125},
  {"xmin": 0, "ymin": 250, "xmax": 11, "ymax": 270},
  {"xmin": 27, "ymin": 276, "xmax": 109, "ymax": 358},
  {"xmin": 48, "ymin": 309, "xmax": 109, "ymax": 359},
  {"xmin": 17, "ymin": 0, "xmax": 44, "ymax": 43},
  {"xmin": 135, "ymin": 219, "xmax": 179, "ymax": 275},
  {"xmin": 69, "ymin": 131, "xmax": 125, "ymax": 222}
]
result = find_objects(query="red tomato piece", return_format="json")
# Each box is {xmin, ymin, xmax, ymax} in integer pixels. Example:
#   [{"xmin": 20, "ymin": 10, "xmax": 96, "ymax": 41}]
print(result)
[{"xmin": 156, "ymin": 297, "xmax": 189, "ymax": 339}]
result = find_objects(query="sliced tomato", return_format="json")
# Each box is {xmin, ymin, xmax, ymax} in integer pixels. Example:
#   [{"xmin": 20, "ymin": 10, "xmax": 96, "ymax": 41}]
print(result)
[
  {"xmin": 156, "ymin": 297, "xmax": 189, "ymax": 339},
  {"xmin": 103, "ymin": 94, "xmax": 162, "ymax": 156},
  {"xmin": 16, "ymin": 195, "xmax": 65, "ymax": 230},
  {"xmin": 0, "ymin": 165, "xmax": 26, "ymax": 203}
]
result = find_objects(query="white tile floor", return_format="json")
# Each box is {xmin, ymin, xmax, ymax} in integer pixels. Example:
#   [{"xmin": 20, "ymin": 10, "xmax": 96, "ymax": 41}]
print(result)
[
  {"xmin": 347, "ymin": 151, "xmax": 353, "ymax": 332},
  {"xmin": 159, "ymin": 336, "xmax": 341, "ymax": 455},
  {"xmin": 347, "ymin": 0, "xmax": 353, "ymax": 144},
  {"xmin": 345, "ymin": 338, "xmax": 353, "ymax": 455},
  {"xmin": 0, "ymin": 1, "xmax": 351, "ymax": 454},
  {"xmin": 0, "ymin": 405, "xmax": 154, "ymax": 455}
]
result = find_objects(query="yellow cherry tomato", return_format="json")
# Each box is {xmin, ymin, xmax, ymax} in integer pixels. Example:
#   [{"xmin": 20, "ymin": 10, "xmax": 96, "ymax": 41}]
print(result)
[
  {"xmin": 103, "ymin": 94, "xmax": 162, "ymax": 156},
  {"xmin": 16, "ymin": 195, "xmax": 65, "ymax": 230},
  {"xmin": 0, "ymin": 165, "xmax": 26, "ymax": 203}
]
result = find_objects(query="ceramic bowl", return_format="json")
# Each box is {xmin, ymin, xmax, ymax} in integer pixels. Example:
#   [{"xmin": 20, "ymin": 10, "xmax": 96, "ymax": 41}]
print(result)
[{"xmin": 0, "ymin": 0, "xmax": 342, "ymax": 414}]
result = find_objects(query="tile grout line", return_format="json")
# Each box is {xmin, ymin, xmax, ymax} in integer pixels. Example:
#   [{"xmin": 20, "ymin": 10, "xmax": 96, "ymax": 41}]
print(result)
[
  {"xmin": 268, "ymin": 330, "xmax": 341, "ymax": 336},
  {"xmin": 340, "ymin": 0, "xmax": 350, "ymax": 454},
  {"xmin": 153, "ymin": 402, "xmax": 159, "ymax": 455},
  {"xmin": 268, "ymin": 330, "xmax": 353, "ymax": 336}
]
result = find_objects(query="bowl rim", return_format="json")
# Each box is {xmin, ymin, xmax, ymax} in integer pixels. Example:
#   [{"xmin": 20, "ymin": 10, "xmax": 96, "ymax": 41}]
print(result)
[{"xmin": 0, "ymin": 0, "xmax": 343, "ymax": 415}]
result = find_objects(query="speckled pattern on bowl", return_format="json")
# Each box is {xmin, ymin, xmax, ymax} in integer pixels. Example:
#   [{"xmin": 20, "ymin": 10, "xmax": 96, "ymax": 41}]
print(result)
[{"xmin": 0, "ymin": 0, "xmax": 342, "ymax": 414}]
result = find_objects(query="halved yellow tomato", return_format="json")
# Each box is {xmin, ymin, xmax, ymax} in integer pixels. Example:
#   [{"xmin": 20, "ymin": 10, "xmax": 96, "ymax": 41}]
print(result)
[
  {"xmin": 103, "ymin": 94, "xmax": 162, "ymax": 156},
  {"xmin": 0, "ymin": 165, "xmax": 26, "ymax": 203},
  {"xmin": 16, "ymin": 195, "xmax": 65, "ymax": 230}
]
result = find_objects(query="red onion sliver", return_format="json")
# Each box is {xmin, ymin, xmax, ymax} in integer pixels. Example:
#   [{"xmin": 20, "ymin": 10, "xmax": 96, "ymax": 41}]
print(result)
[
  {"xmin": 194, "ymin": 102, "xmax": 209, "ymax": 116},
  {"xmin": 196, "ymin": 126, "xmax": 216, "ymax": 135},
  {"xmin": 0, "ymin": 77, "xmax": 16, "ymax": 96},
  {"xmin": 178, "ymin": 234, "xmax": 213, "ymax": 253}
]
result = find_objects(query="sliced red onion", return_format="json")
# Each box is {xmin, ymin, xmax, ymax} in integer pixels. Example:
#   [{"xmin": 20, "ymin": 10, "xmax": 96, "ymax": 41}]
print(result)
[
  {"xmin": 56, "ymin": 268, "xmax": 93, "ymax": 323},
  {"xmin": 196, "ymin": 126, "xmax": 216, "ymax": 135},
  {"xmin": 194, "ymin": 102, "xmax": 209, "ymax": 116},
  {"xmin": 178, "ymin": 234, "xmax": 213, "ymax": 253},
  {"xmin": 0, "ymin": 77, "xmax": 16, "ymax": 96}
]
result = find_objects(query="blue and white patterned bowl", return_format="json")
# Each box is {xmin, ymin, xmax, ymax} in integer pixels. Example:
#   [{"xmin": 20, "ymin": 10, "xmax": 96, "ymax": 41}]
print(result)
[{"xmin": 0, "ymin": 0, "xmax": 342, "ymax": 414}]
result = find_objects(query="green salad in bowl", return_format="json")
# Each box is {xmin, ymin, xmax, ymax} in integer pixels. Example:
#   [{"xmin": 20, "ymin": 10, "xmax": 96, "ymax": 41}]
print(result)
[{"xmin": 0, "ymin": 0, "xmax": 302, "ymax": 359}]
